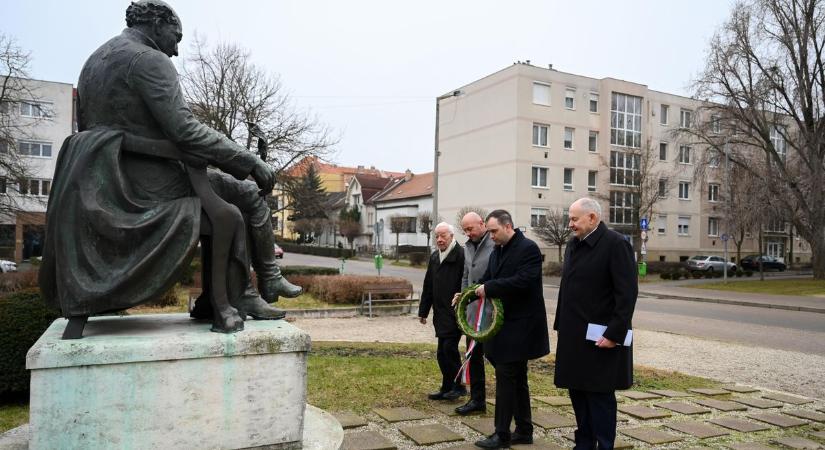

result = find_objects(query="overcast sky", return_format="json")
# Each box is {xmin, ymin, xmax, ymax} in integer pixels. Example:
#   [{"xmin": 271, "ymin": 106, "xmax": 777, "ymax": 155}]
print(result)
[{"xmin": 4, "ymin": 0, "xmax": 736, "ymax": 173}]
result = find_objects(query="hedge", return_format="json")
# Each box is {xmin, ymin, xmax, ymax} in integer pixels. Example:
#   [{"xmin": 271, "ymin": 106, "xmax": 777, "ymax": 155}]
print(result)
[
  {"xmin": 0, "ymin": 271, "xmax": 39, "ymax": 295},
  {"xmin": 0, "ymin": 288, "xmax": 61, "ymax": 398},
  {"xmin": 277, "ymin": 243, "xmax": 355, "ymax": 259},
  {"xmin": 280, "ymin": 265, "xmax": 340, "ymax": 276},
  {"xmin": 286, "ymin": 275, "xmax": 412, "ymax": 304}
]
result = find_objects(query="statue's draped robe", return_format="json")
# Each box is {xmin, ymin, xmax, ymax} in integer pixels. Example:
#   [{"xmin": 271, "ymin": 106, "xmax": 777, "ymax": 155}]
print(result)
[{"xmin": 39, "ymin": 28, "xmax": 259, "ymax": 316}]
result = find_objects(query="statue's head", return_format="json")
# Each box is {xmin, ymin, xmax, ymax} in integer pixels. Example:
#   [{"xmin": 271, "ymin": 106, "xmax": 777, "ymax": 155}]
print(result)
[{"xmin": 126, "ymin": 1, "xmax": 182, "ymax": 58}]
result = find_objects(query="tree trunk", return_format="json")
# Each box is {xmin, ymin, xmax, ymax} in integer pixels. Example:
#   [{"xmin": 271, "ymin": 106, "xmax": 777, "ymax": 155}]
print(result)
[
  {"xmin": 395, "ymin": 233, "xmax": 400, "ymax": 261},
  {"xmin": 557, "ymin": 245, "xmax": 563, "ymax": 264},
  {"xmin": 758, "ymin": 228, "xmax": 764, "ymax": 281},
  {"xmin": 812, "ymin": 234, "xmax": 825, "ymax": 280}
]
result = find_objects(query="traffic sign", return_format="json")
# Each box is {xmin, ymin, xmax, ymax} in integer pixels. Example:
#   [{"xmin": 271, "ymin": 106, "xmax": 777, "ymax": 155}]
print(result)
[
  {"xmin": 640, "ymin": 231, "xmax": 648, "ymax": 241},
  {"xmin": 720, "ymin": 233, "xmax": 729, "ymax": 242},
  {"xmin": 640, "ymin": 217, "xmax": 649, "ymax": 230}
]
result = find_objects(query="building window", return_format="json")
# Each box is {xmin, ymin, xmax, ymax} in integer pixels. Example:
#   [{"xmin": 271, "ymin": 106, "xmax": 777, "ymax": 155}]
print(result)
[
  {"xmin": 18, "ymin": 141, "xmax": 53, "ymax": 158},
  {"xmin": 530, "ymin": 208, "xmax": 547, "ymax": 227},
  {"xmin": 564, "ymin": 127, "xmax": 574, "ymax": 149},
  {"xmin": 609, "ymin": 191, "xmax": 638, "ymax": 225},
  {"xmin": 610, "ymin": 92, "xmax": 642, "ymax": 148},
  {"xmin": 660, "ymin": 104, "xmax": 669, "ymax": 125},
  {"xmin": 20, "ymin": 101, "xmax": 49, "ymax": 118},
  {"xmin": 770, "ymin": 125, "xmax": 787, "ymax": 158},
  {"xmin": 588, "ymin": 171, "xmax": 597, "ymax": 192},
  {"xmin": 708, "ymin": 183, "xmax": 719, "ymax": 202},
  {"xmin": 589, "ymin": 93, "xmax": 599, "ymax": 112},
  {"xmin": 678, "ymin": 145, "xmax": 691, "ymax": 164},
  {"xmin": 708, "ymin": 149, "xmax": 720, "ymax": 167},
  {"xmin": 658, "ymin": 178, "xmax": 668, "ymax": 198},
  {"xmin": 765, "ymin": 220, "xmax": 786, "ymax": 233},
  {"xmin": 532, "ymin": 82, "xmax": 551, "ymax": 106},
  {"xmin": 678, "ymin": 181, "xmax": 691, "ymax": 200},
  {"xmin": 659, "ymin": 142, "xmax": 668, "ymax": 161},
  {"xmin": 0, "ymin": 101, "xmax": 8, "ymax": 114},
  {"xmin": 0, "ymin": 178, "xmax": 6, "ymax": 194},
  {"xmin": 711, "ymin": 115, "xmax": 721, "ymax": 133},
  {"xmin": 657, "ymin": 214, "xmax": 667, "ymax": 234},
  {"xmin": 532, "ymin": 123, "xmax": 549, "ymax": 147},
  {"xmin": 609, "ymin": 150, "xmax": 640, "ymax": 186},
  {"xmin": 563, "ymin": 168, "xmax": 574, "ymax": 191},
  {"xmin": 531, "ymin": 166, "xmax": 548, "ymax": 187},
  {"xmin": 16, "ymin": 178, "xmax": 50, "ymax": 197},
  {"xmin": 0, "ymin": 141, "xmax": 7, "ymax": 154},
  {"xmin": 588, "ymin": 131, "xmax": 598, "ymax": 152},
  {"xmin": 680, "ymin": 109, "xmax": 693, "ymax": 128},
  {"xmin": 565, "ymin": 89, "xmax": 575, "ymax": 109},
  {"xmin": 678, "ymin": 216, "xmax": 690, "ymax": 236},
  {"xmin": 708, "ymin": 217, "xmax": 719, "ymax": 236}
]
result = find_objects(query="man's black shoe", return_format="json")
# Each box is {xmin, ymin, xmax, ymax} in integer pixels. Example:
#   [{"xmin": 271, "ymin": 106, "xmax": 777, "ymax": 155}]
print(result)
[
  {"xmin": 428, "ymin": 390, "xmax": 448, "ymax": 400},
  {"xmin": 442, "ymin": 387, "xmax": 468, "ymax": 401},
  {"xmin": 474, "ymin": 433, "xmax": 510, "ymax": 449},
  {"xmin": 455, "ymin": 399, "xmax": 487, "ymax": 415},
  {"xmin": 510, "ymin": 432, "xmax": 533, "ymax": 445}
]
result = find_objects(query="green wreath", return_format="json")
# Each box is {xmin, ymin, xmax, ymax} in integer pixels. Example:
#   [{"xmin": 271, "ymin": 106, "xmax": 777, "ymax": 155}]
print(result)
[{"xmin": 455, "ymin": 284, "xmax": 504, "ymax": 342}]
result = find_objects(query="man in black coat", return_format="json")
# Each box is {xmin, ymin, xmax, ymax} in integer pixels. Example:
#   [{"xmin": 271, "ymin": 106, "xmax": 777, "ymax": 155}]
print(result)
[
  {"xmin": 554, "ymin": 198, "xmax": 637, "ymax": 450},
  {"xmin": 419, "ymin": 222, "xmax": 467, "ymax": 400},
  {"xmin": 473, "ymin": 210, "xmax": 550, "ymax": 449}
]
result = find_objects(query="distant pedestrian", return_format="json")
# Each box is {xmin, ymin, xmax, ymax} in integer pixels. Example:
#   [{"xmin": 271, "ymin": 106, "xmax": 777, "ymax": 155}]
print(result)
[
  {"xmin": 555, "ymin": 197, "xmax": 638, "ymax": 450},
  {"xmin": 473, "ymin": 210, "xmax": 549, "ymax": 449},
  {"xmin": 419, "ymin": 222, "xmax": 466, "ymax": 400}
]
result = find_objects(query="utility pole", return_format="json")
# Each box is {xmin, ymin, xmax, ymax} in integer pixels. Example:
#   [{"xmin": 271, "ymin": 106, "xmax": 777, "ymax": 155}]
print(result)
[
  {"xmin": 432, "ymin": 90, "xmax": 462, "ymax": 223},
  {"xmin": 723, "ymin": 141, "xmax": 730, "ymax": 283}
]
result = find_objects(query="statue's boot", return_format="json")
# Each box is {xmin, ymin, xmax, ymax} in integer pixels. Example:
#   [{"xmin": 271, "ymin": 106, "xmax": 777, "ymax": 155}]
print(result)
[
  {"xmin": 233, "ymin": 281, "xmax": 286, "ymax": 320},
  {"xmin": 250, "ymin": 219, "xmax": 302, "ymax": 301}
]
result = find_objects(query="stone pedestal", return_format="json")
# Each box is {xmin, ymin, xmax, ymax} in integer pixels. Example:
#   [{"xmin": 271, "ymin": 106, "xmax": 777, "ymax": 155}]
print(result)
[{"xmin": 26, "ymin": 313, "xmax": 312, "ymax": 450}]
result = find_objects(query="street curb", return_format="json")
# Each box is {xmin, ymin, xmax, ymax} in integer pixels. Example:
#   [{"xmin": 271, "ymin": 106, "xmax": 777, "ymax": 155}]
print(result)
[
  {"xmin": 639, "ymin": 291, "xmax": 825, "ymax": 314},
  {"xmin": 284, "ymin": 303, "xmax": 418, "ymax": 318}
]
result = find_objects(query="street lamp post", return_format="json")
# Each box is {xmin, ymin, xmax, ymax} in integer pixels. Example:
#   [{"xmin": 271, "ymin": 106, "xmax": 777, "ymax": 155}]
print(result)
[
  {"xmin": 432, "ymin": 90, "xmax": 463, "ymax": 222},
  {"xmin": 723, "ymin": 141, "xmax": 730, "ymax": 283}
]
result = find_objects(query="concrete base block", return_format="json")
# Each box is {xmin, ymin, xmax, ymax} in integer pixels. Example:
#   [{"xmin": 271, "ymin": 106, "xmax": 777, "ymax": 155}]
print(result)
[{"xmin": 26, "ymin": 313, "xmax": 312, "ymax": 450}]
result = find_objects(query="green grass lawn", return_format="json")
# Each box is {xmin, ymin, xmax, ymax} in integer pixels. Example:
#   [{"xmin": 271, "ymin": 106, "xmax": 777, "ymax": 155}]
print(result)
[
  {"xmin": 1, "ymin": 341, "xmax": 719, "ymax": 432},
  {"xmin": 691, "ymin": 278, "xmax": 825, "ymax": 296}
]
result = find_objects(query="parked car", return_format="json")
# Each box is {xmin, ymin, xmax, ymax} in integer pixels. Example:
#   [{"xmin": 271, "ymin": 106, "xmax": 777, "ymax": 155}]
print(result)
[
  {"xmin": 739, "ymin": 255, "xmax": 786, "ymax": 271},
  {"xmin": 273, "ymin": 243, "xmax": 284, "ymax": 259},
  {"xmin": 0, "ymin": 259, "xmax": 17, "ymax": 273},
  {"xmin": 685, "ymin": 255, "xmax": 736, "ymax": 272}
]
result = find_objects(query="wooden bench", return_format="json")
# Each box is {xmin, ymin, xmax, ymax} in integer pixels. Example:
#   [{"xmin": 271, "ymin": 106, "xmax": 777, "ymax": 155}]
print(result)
[{"xmin": 360, "ymin": 282, "xmax": 417, "ymax": 317}]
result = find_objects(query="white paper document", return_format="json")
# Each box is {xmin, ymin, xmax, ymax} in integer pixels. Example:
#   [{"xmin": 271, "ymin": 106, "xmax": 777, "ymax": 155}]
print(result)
[{"xmin": 586, "ymin": 323, "xmax": 633, "ymax": 346}]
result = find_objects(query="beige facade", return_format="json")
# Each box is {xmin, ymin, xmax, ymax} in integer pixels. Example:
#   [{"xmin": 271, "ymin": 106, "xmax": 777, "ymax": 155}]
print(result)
[
  {"xmin": 436, "ymin": 63, "xmax": 810, "ymax": 265},
  {"xmin": 0, "ymin": 78, "xmax": 74, "ymax": 262}
]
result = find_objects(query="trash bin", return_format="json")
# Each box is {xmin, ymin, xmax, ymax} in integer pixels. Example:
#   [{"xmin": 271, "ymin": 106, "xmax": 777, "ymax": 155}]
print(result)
[
  {"xmin": 638, "ymin": 262, "xmax": 647, "ymax": 277},
  {"xmin": 374, "ymin": 254, "xmax": 383, "ymax": 275}
]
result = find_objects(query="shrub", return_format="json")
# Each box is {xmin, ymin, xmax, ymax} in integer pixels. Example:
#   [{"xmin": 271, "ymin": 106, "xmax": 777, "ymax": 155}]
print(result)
[
  {"xmin": 178, "ymin": 257, "xmax": 200, "ymax": 286},
  {"xmin": 543, "ymin": 262, "xmax": 563, "ymax": 276},
  {"xmin": 0, "ymin": 271, "xmax": 39, "ymax": 295},
  {"xmin": 659, "ymin": 272, "xmax": 671, "ymax": 280},
  {"xmin": 713, "ymin": 271, "xmax": 724, "ymax": 278},
  {"xmin": 286, "ymin": 275, "xmax": 412, "ymax": 304},
  {"xmin": 280, "ymin": 265, "xmax": 340, "ymax": 276},
  {"xmin": 645, "ymin": 261, "xmax": 685, "ymax": 274},
  {"xmin": 691, "ymin": 271, "xmax": 703, "ymax": 279},
  {"xmin": 408, "ymin": 252, "xmax": 428, "ymax": 266},
  {"xmin": 736, "ymin": 270, "xmax": 744, "ymax": 277},
  {"xmin": 745, "ymin": 270, "xmax": 754, "ymax": 277},
  {"xmin": 704, "ymin": 271, "xmax": 714, "ymax": 279},
  {"xmin": 0, "ymin": 288, "xmax": 61, "ymax": 398},
  {"xmin": 145, "ymin": 283, "xmax": 186, "ymax": 307}
]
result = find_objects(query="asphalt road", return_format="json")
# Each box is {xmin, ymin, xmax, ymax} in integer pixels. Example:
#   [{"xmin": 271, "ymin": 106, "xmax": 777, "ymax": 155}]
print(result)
[{"xmin": 282, "ymin": 253, "xmax": 825, "ymax": 356}]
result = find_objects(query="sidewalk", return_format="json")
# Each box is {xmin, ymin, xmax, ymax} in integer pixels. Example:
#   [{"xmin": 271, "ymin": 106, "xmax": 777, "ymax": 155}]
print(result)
[{"xmin": 543, "ymin": 275, "xmax": 825, "ymax": 314}]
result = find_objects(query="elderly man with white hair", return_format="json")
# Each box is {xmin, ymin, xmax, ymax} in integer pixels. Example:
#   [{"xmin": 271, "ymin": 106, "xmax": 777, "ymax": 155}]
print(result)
[
  {"xmin": 554, "ymin": 197, "xmax": 638, "ymax": 450},
  {"xmin": 418, "ymin": 222, "xmax": 467, "ymax": 400}
]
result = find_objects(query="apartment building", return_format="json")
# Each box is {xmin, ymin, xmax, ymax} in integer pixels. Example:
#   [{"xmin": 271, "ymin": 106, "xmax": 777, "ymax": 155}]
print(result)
[
  {"xmin": 436, "ymin": 63, "xmax": 810, "ymax": 264},
  {"xmin": 0, "ymin": 78, "xmax": 74, "ymax": 262}
]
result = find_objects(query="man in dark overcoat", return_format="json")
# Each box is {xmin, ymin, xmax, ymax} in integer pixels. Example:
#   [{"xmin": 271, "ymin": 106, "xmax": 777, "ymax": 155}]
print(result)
[
  {"xmin": 419, "ymin": 222, "xmax": 467, "ymax": 400},
  {"xmin": 554, "ymin": 197, "xmax": 637, "ymax": 450},
  {"xmin": 473, "ymin": 210, "xmax": 550, "ymax": 449}
]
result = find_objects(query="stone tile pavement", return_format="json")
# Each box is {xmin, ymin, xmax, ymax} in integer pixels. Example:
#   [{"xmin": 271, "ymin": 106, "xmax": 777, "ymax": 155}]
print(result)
[{"xmin": 334, "ymin": 385, "xmax": 825, "ymax": 449}]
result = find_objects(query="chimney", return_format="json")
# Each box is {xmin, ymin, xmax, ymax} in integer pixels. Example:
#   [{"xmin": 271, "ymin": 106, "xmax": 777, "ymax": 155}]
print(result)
[{"xmin": 404, "ymin": 169, "xmax": 413, "ymax": 181}]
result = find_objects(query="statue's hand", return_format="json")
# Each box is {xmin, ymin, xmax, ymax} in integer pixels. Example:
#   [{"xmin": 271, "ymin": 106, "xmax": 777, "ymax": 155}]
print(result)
[{"xmin": 252, "ymin": 161, "xmax": 276, "ymax": 196}]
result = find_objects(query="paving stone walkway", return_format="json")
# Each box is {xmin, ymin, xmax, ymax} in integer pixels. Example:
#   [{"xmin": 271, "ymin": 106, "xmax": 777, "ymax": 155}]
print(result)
[{"xmin": 334, "ymin": 385, "xmax": 825, "ymax": 449}]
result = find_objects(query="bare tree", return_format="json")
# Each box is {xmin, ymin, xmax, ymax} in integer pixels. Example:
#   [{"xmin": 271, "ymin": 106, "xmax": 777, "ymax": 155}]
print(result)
[
  {"xmin": 338, "ymin": 219, "xmax": 361, "ymax": 250},
  {"xmin": 532, "ymin": 209, "xmax": 572, "ymax": 263},
  {"xmin": 418, "ymin": 210, "xmax": 433, "ymax": 250},
  {"xmin": 180, "ymin": 36, "xmax": 337, "ymax": 182},
  {"xmin": 389, "ymin": 214, "xmax": 407, "ymax": 261},
  {"xmin": 0, "ymin": 34, "xmax": 52, "ymax": 216},
  {"xmin": 682, "ymin": 0, "xmax": 825, "ymax": 279},
  {"xmin": 454, "ymin": 206, "xmax": 488, "ymax": 230}
]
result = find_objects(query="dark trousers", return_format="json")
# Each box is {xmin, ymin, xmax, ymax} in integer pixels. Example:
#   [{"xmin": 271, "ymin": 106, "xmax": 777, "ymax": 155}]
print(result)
[
  {"xmin": 436, "ymin": 335, "xmax": 462, "ymax": 392},
  {"xmin": 491, "ymin": 359, "xmax": 532, "ymax": 438},
  {"xmin": 569, "ymin": 389, "xmax": 617, "ymax": 450},
  {"xmin": 467, "ymin": 337, "xmax": 486, "ymax": 402}
]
